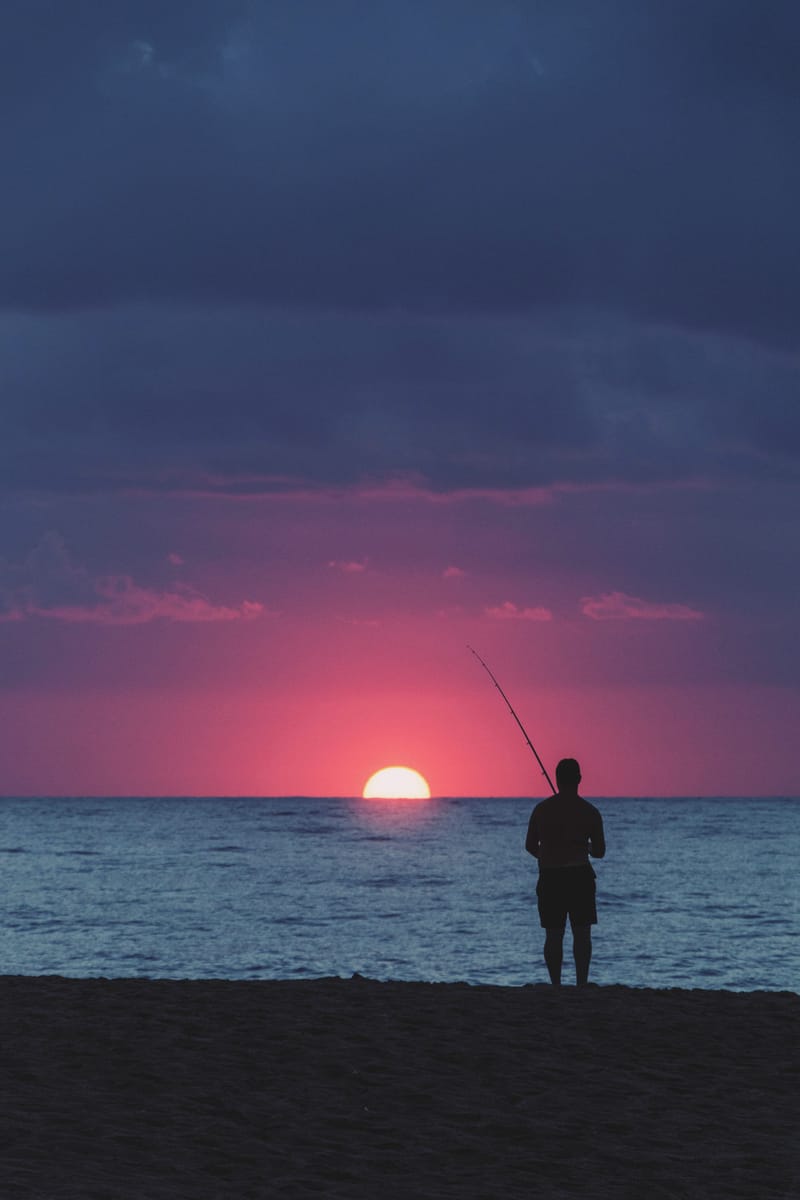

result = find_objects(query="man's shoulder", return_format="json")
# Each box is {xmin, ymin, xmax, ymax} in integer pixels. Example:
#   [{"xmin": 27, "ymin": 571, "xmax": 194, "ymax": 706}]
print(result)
[
  {"xmin": 531, "ymin": 794, "xmax": 602, "ymax": 818},
  {"xmin": 578, "ymin": 795, "xmax": 603, "ymax": 818}
]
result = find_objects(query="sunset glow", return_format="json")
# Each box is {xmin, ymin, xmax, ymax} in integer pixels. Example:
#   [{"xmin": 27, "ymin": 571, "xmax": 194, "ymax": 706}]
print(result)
[
  {"xmin": 363, "ymin": 767, "xmax": 432, "ymax": 800},
  {"xmin": 1, "ymin": 6, "xmax": 798, "ymax": 800}
]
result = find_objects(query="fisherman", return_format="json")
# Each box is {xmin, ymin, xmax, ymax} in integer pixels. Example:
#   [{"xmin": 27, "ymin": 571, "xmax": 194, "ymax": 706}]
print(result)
[{"xmin": 525, "ymin": 758, "xmax": 606, "ymax": 986}]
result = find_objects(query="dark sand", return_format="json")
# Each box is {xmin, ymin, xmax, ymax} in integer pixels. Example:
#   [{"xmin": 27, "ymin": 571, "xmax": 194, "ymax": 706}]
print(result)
[{"xmin": 0, "ymin": 976, "xmax": 796, "ymax": 1198}]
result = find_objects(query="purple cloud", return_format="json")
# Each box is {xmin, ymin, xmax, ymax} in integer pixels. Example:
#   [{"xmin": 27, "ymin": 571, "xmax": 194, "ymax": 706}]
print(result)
[
  {"xmin": 581, "ymin": 592, "xmax": 704, "ymax": 622},
  {"xmin": 486, "ymin": 601, "xmax": 553, "ymax": 622},
  {"xmin": 328, "ymin": 558, "xmax": 368, "ymax": 574},
  {"xmin": 0, "ymin": 533, "xmax": 263, "ymax": 625}
]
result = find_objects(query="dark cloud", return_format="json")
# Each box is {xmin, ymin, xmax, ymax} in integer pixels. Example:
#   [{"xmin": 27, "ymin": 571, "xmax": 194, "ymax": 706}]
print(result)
[
  {"xmin": 2, "ymin": 1, "xmax": 799, "ymax": 342},
  {"xmin": 2, "ymin": 306, "xmax": 798, "ymax": 497}
]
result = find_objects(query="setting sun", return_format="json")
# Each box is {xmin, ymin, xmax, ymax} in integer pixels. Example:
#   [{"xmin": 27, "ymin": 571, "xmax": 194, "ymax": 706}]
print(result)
[{"xmin": 362, "ymin": 766, "xmax": 431, "ymax": 800}]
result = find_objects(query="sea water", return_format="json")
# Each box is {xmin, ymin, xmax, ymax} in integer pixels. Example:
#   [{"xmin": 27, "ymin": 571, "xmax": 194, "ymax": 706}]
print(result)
[{"xmin": 0, "ymin": 796, "xmax": 796, "ymax": 991}]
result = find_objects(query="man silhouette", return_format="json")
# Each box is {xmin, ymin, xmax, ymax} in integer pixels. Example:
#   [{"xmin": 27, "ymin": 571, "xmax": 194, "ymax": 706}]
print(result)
[{"xmin": 525, "ymin": 758, "xmax": 605, "ymax": 986}]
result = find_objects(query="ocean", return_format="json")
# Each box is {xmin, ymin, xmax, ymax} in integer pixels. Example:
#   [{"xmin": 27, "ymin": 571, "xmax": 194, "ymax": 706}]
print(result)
[{"xmin": 0, "ymin": 796, "xmax": 796, "ymax": 992}]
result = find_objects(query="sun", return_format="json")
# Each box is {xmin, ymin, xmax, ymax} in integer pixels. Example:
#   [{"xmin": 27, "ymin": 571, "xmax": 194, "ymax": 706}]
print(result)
[{"xmin": 362, "ymin": 766, "xmax": 431, "ymax": 800}]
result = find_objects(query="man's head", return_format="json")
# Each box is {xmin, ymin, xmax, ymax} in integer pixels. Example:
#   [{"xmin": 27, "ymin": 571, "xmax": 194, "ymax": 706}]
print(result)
[{"xmin": 555, "ymin": 758, "xmax": 581, "ymax": 792}]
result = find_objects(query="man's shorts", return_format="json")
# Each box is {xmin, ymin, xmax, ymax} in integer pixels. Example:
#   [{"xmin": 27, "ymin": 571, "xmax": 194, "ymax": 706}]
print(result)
[{"xmin": 536, "ymin": 863, "xmax": 597, "ymax": 929}]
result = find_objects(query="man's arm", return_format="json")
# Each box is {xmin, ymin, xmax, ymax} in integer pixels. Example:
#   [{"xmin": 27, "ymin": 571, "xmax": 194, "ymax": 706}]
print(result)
[
  {"xmin": 525, "ymin": 811, "xmax": 540, "ymax": 858},
  {"xmin": 589, "ymin": 811, "xmax": 606, "ymax": 859}
]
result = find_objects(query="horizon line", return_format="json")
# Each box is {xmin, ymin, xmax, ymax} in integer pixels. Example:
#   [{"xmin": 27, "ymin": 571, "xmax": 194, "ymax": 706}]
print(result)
[{"xmin": 0, "ymin": 793, "xmax": 796, "ymax": 802}]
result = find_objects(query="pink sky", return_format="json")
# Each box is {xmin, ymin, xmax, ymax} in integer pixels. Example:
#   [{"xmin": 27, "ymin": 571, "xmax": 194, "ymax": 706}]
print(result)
[{"xmin": 2, "ymin": 489, "xmax": 797, "ymax": 797}]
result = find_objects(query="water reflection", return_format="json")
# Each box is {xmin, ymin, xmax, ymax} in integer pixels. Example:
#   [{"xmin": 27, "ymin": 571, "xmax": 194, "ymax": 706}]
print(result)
[{"xmin": 349, "ymin": 795, "xmax": 441, "ymax": 835}]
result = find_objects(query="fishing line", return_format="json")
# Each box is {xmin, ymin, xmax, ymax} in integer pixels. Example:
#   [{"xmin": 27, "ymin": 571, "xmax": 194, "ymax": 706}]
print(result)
[{"xmin": 468, "ymin": 645, "xmax": 556, "ymax": 794}]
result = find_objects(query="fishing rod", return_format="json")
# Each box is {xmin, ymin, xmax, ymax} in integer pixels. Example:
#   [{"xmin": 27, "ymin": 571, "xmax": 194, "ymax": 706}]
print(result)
[{"xmin": 468, "ymin": 646, "xmax": 557, "ymax": 794}]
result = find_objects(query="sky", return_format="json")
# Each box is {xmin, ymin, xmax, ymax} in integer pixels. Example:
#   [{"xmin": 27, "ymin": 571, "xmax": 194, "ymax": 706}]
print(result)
[{"xmin": 2, "ymin": 1, "xmax": 799, "ymax": 797}]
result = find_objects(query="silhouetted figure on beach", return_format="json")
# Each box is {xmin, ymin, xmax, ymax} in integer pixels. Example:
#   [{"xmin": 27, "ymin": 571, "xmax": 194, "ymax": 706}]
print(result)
[{"xmin": 525, "ymin": 758, "xmax": 605, "ymax": 986}]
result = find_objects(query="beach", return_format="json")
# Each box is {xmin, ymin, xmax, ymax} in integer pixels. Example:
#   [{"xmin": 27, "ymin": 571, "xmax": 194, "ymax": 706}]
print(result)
[{"xmin": 0, "ymin": 977, "xmax": 796, "ymax": 1198}]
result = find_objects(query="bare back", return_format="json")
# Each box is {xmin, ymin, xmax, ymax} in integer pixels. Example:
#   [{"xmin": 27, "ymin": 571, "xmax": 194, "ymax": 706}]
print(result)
[{"xmin": 526, "ymin": 793, "xmax": 605, "ymax": 868}]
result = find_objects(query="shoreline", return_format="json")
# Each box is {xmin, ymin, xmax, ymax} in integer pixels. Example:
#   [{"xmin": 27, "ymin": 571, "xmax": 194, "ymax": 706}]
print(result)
[
  {"xmin": 2, "ymin": 971, "xmax": 798, "ymax": 994},
  {"xmin": 0, "ymin": 976, "xmax": 796, "ymax": 1197}
]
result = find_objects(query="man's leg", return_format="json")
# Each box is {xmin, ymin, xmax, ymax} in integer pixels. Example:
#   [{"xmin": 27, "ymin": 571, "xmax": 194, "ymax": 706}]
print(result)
[
  {"xmin": 544, "ymin": 927, "xmax": 565, "ymax": 986},
  {"xmin": 572, "ymin": 924, "xmax": 592, "ymax": 986}
]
